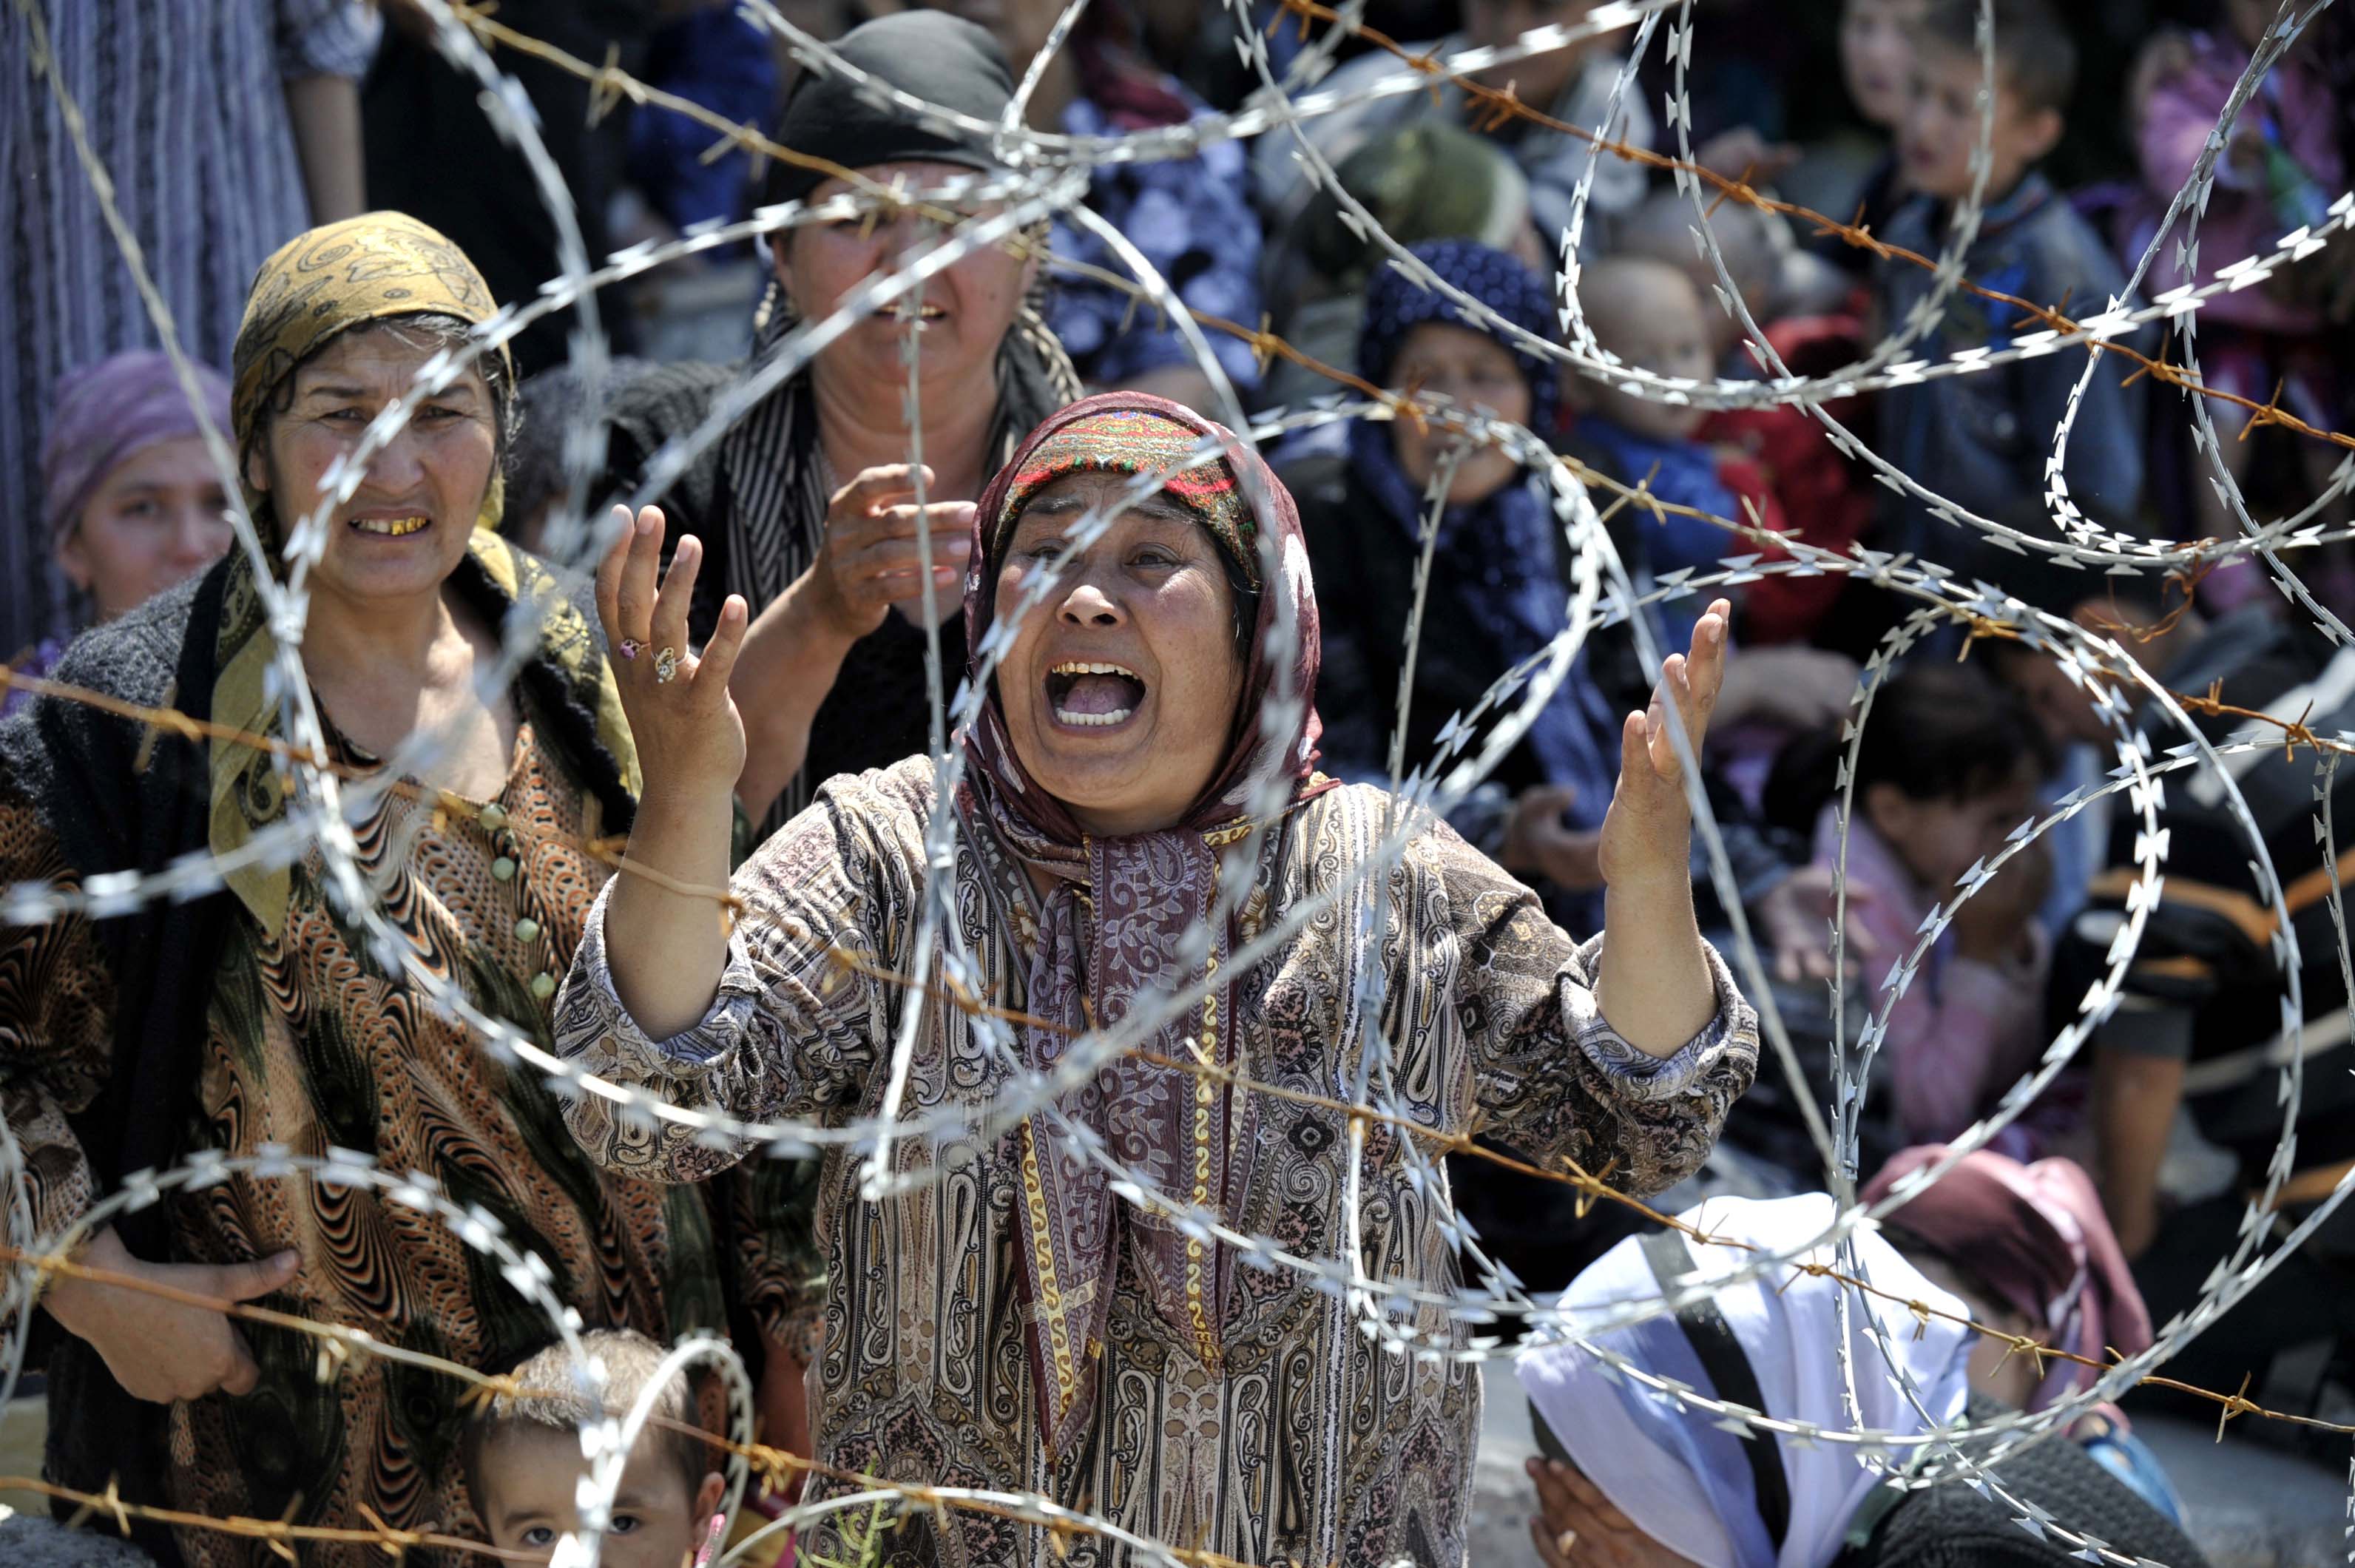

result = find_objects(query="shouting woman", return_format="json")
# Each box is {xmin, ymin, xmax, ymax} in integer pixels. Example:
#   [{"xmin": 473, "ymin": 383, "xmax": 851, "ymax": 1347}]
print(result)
[{"xmin": 558, "ymin": 393, "xmax": 1758, "ymax": 1565}]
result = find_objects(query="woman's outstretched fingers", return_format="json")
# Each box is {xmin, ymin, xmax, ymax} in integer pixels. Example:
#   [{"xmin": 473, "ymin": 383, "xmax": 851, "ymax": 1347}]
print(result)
[
  {"xmin": 1688, "ymin": 598, "xmax": 1731, "ymax": 714},
  {"xmin": 593, "ymin": 503, "xmax": 634, "ymax": 632},
  {"xmin": 614, "ymin": 505, "xmax": 666, "ymax": 641},
  {"xmin": 696, "ymin": 595, "xmax": 749, "ymax": 691},
  {"xmin": 651, "ymin": 533, "xmax": 701, "ymax": 656}
]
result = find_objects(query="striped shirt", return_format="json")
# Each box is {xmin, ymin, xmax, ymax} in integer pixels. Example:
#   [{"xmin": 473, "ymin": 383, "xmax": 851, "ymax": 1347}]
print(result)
[{"xmin": 1, "ymin": 0, "xmax": 378, "ymax": 656}]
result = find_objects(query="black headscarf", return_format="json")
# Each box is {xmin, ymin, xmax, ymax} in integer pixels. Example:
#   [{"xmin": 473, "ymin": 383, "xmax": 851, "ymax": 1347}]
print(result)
[{"xmin": 761, "ymin": 11, "xmax": 1016, "ymax": 207}]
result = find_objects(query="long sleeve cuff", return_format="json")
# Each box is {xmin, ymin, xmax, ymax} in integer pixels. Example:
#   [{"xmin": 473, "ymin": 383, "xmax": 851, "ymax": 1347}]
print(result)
[
  {"xmin": 1570, "ymin": 933, "xmax": 1751, "ymax": 1105},
  {"xmin": 561, "ymin": 880, "xmax": 766, "ymax": 1075}
]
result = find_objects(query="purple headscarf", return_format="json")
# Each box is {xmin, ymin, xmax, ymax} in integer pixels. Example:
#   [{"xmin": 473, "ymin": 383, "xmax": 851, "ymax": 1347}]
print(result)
[{"xmin": 40, "ymin": 351, "xmax": 234, "ymax": 547}]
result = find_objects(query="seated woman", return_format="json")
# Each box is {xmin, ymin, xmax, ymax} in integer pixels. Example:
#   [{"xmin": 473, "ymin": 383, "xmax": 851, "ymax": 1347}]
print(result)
[
  {"xmin": 1516, "ymin": 1194, "xmax": 2209, "ymax": 1568},
  {"xmin": 0, "ymin": 214, "xmax": 734, "ymax": 1567},
  {"xmin": 1864, "ymin": 1144, "xmax": 2183, "ymax": 1521},
  {"xmin": 16, "ymin": 351, "xmax": 237, "ymax": 711},
  {"xmin": 557, "ymin": 392, "xmax": 1760, "ymax": 1564}
]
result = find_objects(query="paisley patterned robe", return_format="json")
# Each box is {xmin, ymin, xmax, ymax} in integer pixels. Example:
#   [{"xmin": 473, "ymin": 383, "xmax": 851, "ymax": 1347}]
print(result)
[
  {"xmin": 557, "ymin": 757, "xmax": 1758, "ymax": 1567},
  {"xmin": 0, "ymin": 538, "xmax": 755, "ymax": 1567}
]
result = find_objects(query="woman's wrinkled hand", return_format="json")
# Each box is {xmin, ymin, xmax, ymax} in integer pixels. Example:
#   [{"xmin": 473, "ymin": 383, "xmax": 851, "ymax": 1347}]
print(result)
[
  {"xmin": 806, "ymin": 464, "xmax": 976, "ymax": 641},
  {"xmin": 1527, "ymin": 1456, "xmax": 1696, "ymax": 1567},
  {"xmin": 42, "ymin": 1227, "xmax": 298, "ymax": 1404},
  {"xmin": 1597, "ymin": 599, "xmax": 1729, "ymax": 896},
  {"xmin": 595, "ymin": 504, "xmax": 748, "ymax": 804}
]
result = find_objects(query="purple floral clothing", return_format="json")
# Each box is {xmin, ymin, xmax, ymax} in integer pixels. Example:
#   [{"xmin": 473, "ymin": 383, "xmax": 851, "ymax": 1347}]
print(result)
[{"xmin": 1047, "ymin": 91, "xmax": 1264, "ymax": 392}]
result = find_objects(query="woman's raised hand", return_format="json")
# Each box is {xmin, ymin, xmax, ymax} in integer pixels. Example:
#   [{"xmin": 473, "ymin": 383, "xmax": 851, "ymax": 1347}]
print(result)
[
  {"xmin": 595, "ymin": 504, "xmax": 747, "ymax": 803},
  {"xmin": 1597, "ymin": 598, "xmax": 1729, "ymax": 895},
  {"xmin": 807, "ymin": 464, "xmax": 977, "ymax": 640}
]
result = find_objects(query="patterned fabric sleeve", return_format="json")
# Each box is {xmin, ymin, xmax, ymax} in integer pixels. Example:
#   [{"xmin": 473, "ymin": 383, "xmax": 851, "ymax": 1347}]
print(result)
[
  {"xmin": 0, "ymin": 797, "xmax": 119, "ymax": 1238},
  {"xmin": 553, "ymin": 772, "xmax": 910, "ymax": 1183},
  {"xmin": 1430, "ymin": 822, "xmax": 1757, "ymax": 1199},
  {"xmin": 274, "ymin": 0, "xmax": 382, "ymax": 81}
]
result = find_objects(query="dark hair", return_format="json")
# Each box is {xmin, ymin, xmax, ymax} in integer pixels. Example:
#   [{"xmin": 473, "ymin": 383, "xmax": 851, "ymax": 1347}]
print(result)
[
  {"xmin": 462, "ymin": 1329, "xmax": 706, "ymax": 1518},
  {"xmin": 243, "ymin": 312, "xmax": 518, "ymax": 500},
  {"xmin": 1763, "ymin": 663, "xmax": 2050, "ymax": 836},
  {"xmin": 1916, "ymin": 0, "xmax": 2078, "ymax": 118}
]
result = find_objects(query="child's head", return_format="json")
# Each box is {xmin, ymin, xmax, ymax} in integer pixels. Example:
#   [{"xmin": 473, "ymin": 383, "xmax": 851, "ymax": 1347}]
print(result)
[
  {"xmin": 1854, "ymin": 664, "xmax": 2050, "ymax": 892},
  {"xmin": 1568, "ymin": 257, "xmax": 1717, "ymax": 441},
  {"xmin": 1842, "ymin": 0, "xmax": 1930, "ymax": 129},
  {"xmin": 1896, "ymin": 0, "xmax": 2072, "ymax": 202},
  {"xmin": 465, "ymin": 1330, "xmax": 726, "ymax": 1567},
  {"xmin": 1361, "ymin": 240, "xmax": 1558, "ymax": 506},
  {"xmin": 1617, "ymin": 192, "xmax": 1785, "ymax": 364}
]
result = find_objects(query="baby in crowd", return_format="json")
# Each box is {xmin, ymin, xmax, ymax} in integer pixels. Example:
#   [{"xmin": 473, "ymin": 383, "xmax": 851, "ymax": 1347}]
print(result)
[
  {"xmin": 1564, "ymin": 256, "xmax": 1790, "ymax": 646},
  {"xmin": 466, "ymin": 1329, "xmax": 728, "ymax": 1567}
]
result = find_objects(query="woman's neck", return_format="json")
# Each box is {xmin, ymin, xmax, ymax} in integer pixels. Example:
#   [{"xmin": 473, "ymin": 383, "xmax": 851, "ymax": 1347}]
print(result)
[
  {"xmin": 812, "ymin": 357, "xmax": 999, "ymax": 502},
  {"xmin": 301, "ymin": 581, "xmax": 468, "ymax": 693}
]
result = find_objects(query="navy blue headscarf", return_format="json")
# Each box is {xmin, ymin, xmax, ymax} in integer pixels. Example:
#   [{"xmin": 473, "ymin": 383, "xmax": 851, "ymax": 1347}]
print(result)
[{"xmin": 1351, "ymin": 241, "xmax": 1620, "ymax": 854}]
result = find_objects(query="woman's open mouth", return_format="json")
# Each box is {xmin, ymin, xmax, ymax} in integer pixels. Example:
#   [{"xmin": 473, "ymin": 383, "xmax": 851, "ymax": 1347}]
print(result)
[
  {"xmin": 348, "ymin": 513, "xmax": 430, "ymax": 538},
  {"xmin": 1045, "ymin": 660, "xmax": 1147, "ymax": 729}
]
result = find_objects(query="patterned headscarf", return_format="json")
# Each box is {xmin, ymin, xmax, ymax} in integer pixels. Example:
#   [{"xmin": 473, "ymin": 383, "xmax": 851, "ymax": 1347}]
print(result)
[
  {"xmin": 1864, "ymin": 1146, "xmax": 2154, "ymax": 1411},
  {"xmin": 1359, "ymin": 237, "xmax": 1559, "ymax": 433},
  {"xmin": 231, "ymin": 210, "xmax": 514, "ymax": 537},
  {"xmin": 41, "ymin": 352, "xmax": 234, "ymax": 548},
  {"xmin": 956, "ymin": 393, "xmax": 1327, "ymax": 1459},
  {"xmin": 984, "ymin": 402, "xmax": 1262, "ymax": 587}
]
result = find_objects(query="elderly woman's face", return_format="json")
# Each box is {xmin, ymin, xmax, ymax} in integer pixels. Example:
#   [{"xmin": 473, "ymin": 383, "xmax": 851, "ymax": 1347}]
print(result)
[
  {"xmin": 1387, "ymin": 322, "xmax": 1533, "ymax": 506},
  {"xmin": 994, "ymin": 472, "xmax": 1245, "ymax": 837},
  {"xmin": 251, "ymin": 326, "xmax": 496, "ymax": 606},
  {"xmin": 779, "ymin": 160, "xmax": 1037, "ymax": 396},
  {"xmin": 60, "ymin": 436, "xmax": 234, "ymax": 623}
]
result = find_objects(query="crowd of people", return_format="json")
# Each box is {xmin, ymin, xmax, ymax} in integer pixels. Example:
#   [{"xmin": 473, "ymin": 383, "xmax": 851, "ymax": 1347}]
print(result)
[{"xmin": 9, "ymin": 0, "xmax": 2355, "ymax": 1564}]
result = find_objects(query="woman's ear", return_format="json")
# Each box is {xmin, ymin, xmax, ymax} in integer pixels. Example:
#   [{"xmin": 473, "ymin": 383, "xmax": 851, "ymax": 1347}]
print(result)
[
  {"xmin": 55, "ymin": 522, "xmax": 92, "ymax": 593},
  {"xmin": 767, "ymin": 232, "xmax": 797, "ymax": 314},
  {"xmin": 694, "ymin": 1469, "xmax": 725, "ymax": 1522},
  {"xmin": 243, "ymin": 439, "xmax": 272, "ymax": 499}
]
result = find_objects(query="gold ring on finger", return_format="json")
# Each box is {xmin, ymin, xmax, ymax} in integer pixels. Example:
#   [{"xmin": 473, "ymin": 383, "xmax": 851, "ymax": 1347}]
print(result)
[{"xmin": 654, "ymin": 646, "xmax": 680, "ymax": 684}]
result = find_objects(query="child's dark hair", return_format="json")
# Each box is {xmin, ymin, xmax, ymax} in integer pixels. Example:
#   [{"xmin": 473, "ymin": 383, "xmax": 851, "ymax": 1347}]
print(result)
[
  {"xmin": 1763, "ymin": 663, "xmax": 2051, "ymax": 837},
  {"xmin": 461, "ymin": 1328, "xmax": 707, "ymax": 1516},
  {"xmin": 1916, "ymin": 0, "xmax": 2078, "ymax": 119}
]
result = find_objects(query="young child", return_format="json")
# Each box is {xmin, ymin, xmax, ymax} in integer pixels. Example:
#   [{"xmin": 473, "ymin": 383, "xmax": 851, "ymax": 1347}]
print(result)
[
  {"xmin": 1798, "ymin": 663, "xmax": 2057, "ymax": 1154},
  {"xmin": 1618, "ymin": 190, "xmax": 1877, "ymax": 645},
  {"xmin": 1563, "ymin": 256, "xmax": 1795, "ymax": 649},
  {"xmin": 1876, "ymin": 0, "xmax": 2150, "ymax": 563},
  {"xmin": 1820, "ymin": 0, "xmax": 1931, "ymax": 280},
  {"xmin": 466, "ymin": 1329, "xmax": 728, "ymax": 1567}
]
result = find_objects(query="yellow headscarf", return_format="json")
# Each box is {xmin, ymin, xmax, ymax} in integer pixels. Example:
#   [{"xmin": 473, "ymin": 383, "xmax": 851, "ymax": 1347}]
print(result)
[
  {"xmin": 210, "ymin": 213, "xmax": 635, "ymax": 931},
  {"xmin": 230, "ymin": 209, "xmax": 516, "ymax": 537}
]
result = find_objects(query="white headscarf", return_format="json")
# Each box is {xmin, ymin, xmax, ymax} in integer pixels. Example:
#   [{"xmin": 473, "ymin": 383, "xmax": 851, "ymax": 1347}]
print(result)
[{"xmin": 1515, "ymin": 1194, "xmax": 1977, "ymax": 1568}]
